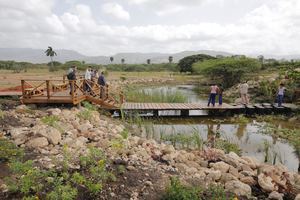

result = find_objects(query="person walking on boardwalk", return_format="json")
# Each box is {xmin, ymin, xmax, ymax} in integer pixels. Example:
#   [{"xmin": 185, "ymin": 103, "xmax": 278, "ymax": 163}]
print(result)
[
  {"xmin": 217, "ymin": 84, "xmax": 223, "ymax": 106},
  {"xmin": 207, "ymin": 84, "xmax": 219, "ymax": 107},
  {"xmin": 239, "ymin": 81, "xmax": 249, "ymax": 105},
  {"xmin": 67, "ymin": 66, "xmax": 77, "ymax": 95},
  {"xmin": 277, "ymin": 83, "xmax": 286, "ymax": 107},
  {"xmin": 98, "ymin": 71, "xmax": 106, "ymax": 99},
  {"xmin": 84, "ymin": 66, "xmax": 92, "ymax": 92}
]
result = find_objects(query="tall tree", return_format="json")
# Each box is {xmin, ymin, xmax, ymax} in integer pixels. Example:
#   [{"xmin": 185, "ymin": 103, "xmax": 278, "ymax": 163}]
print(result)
[
  {"xmin": 168, "ymin": 56, "xmax": 173, "ymax": 63},
  {"xmin": 147, "ymin": 59, "xmax": 151, "ymax": 65},
  {"xmin": 110, "ymin": 57, "xmax": 114, "ymax": 63},
  {"xmin": 45, "ymin": 46, "xmax": 57, "ymax": 71},
  {"xmin": 121, "ymin": 58, "xmax": 125, "ymax": 64}
]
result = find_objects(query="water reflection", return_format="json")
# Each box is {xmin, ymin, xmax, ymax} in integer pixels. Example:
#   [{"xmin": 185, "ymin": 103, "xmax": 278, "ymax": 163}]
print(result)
[
  {"xmin": 139, "ymin": 85, "xmax": 299, "ymax": 172},
  {"xmin": 146, "ymin": 121, "xmax": 298, "ymax": 172}
]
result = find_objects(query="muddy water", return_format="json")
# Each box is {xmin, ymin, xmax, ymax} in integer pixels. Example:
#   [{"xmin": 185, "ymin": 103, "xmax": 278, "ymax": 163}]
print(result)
[{"xmin": 138, "ymin": 85, "xmax": 299, "ymax": 172}]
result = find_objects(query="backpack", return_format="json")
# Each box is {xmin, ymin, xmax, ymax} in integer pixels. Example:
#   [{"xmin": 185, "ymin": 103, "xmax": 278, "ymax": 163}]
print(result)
[{"xmin": 67, "ymin": 72, "xmax": 72, "ymax": 80}]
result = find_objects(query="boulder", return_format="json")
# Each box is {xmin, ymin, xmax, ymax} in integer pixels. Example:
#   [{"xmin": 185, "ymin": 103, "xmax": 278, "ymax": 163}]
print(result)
[
  {"xmin": 240, "ymin": 176, "xmax": 257, "ymax": 186},
  {"xmin": 206, "ymin": 170, "xmax": 222, "ymax": 181},
  {"xmin": 225, "ymin": 180, "xmax": 251, "ymax": 197},
  {"xmin": 47, "ymin": 108, "xmax": 61, "ymax": 116},
  {"xmin": 268, "ymin": 191, "xmax": 283, "ymax": 200},
  {"xmin": 38, "ymin": 126, "xmax": 61, "ymax": 145},
  {"xmin": 26, "ymin": 137, "xmax": 49, "ymax": 148},
  {"xmin": 295, "ymin": 194, "xmax": 300, "ymax": 200},
  {"xmin": 161, "ymin": 145, "xmax": 175, "ymax": 155},
  {"xmin": 258, "ymin": 173, "xmax": 277, "ymax": 192},
  {"xmin": 211, "ymin": 161, "xmax": 230, "ymax": 173},
  {"xmin": 77, "ymin": 122, "xmax": 93, "ymax": 133},
  {"xmin": 220, "ymin": 173, "xmax": 238, "ymax": 183}
]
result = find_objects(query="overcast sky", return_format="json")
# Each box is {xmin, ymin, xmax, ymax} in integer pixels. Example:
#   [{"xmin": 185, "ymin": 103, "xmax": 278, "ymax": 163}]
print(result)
[{"xmin": 0, "ymin": 0, "xmax": 299, "ymax": 56}]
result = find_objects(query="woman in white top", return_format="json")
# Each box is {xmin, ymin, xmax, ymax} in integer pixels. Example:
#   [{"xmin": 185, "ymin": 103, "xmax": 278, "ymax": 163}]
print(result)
[
  {"xmin": 277, "ymin": 83, "xmax": 286, "ymax": 107},
  {"xmin": 207, "ymin": 84, "xmax": 219, "ymax": 107},
  {"xmin": 239, "ymin": 81, "xmax": 249, "ymax": 105}
]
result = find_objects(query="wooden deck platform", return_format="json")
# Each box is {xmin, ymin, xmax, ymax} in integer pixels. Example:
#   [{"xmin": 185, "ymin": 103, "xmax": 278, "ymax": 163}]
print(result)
[
  {"xmin": 121, "ymin": 103, "xmax": 244, "ymax": 110},
  {"xmin": 2, "ymin": 78, "xmax": 299, "ymax": 117},
  {"xmin": 0, "ymin": 91, "xmax": 22, "ymax": 96}
]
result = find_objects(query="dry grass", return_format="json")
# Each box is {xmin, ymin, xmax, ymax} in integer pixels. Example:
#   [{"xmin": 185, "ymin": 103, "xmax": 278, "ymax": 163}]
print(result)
[{"xmin": 0, "ymin": 69, "xmax": 199, "ymax": 89}]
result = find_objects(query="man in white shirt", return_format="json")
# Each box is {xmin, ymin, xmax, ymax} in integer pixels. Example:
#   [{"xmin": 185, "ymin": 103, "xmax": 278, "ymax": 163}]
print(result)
[
  {"xmin": 239, "ymin": 81, "xmax": 249, "ymax": 105},
  {"xmin": 84, "ymin": 66, "xmax": 92, "ymax": 92}
]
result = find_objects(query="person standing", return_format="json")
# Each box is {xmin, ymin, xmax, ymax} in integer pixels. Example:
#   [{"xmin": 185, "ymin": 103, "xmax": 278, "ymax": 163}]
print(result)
[
  {"xmin": 239, "ymin": 81, "xmax": 249, "ymax": 105},
  {"xmin": 67, "ymin": 66, "xmax": 77, "ymax": 95},
  {"xmin": 84, "ymin": 66, "xmax": 92, "ymax": 92},
  {"xmin": 98, "ymin": 71, "xmax": 106, "ymax": 99},
  {"xmin": 217, "ymin": 84, "xmax": 223, "ymax": 106},
  {"xmin": 207, "ymin": 84, "xmax": 219, "ymax": 107},
  {"xmin": 277, "ymin": 83, "xmax": 286, "ymax": 107}
]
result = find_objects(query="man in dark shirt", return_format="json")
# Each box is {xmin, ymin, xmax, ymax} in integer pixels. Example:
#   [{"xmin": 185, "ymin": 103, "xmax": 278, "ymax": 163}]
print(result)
[
  {"xmin": 68, "ymin": 66, "xmax": 77, "ymax": 95},
  {"xmin": 98, "ymin": 72, "xmax": 106, "ymax": 98}
]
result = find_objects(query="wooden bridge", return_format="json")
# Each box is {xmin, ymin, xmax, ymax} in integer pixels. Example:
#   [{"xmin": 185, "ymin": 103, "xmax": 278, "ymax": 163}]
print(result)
[{"xmin": 0, "ymin": 77, "xmax": 298, "ymax": 117}]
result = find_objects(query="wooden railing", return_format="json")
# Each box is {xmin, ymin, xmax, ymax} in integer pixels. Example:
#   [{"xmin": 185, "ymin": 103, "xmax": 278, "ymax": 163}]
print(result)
[{"xmin": 21, "ymin": 78, "xmax": 125, "ymax": 107}]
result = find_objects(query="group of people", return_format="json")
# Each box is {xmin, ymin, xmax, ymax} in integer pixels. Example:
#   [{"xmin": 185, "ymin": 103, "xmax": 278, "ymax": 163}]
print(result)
[
  {"xmin": 66, "ymin": 66, "xmax": 106, "ymax": 98},
  {"xmin": 207, "ymin": 81, "xmax": 286, "ymax": 107}
]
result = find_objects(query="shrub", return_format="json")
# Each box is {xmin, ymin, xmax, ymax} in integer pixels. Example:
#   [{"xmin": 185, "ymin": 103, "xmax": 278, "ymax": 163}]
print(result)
[
  {"xmin": 192, "ymin": 57, "xmax": 261, "ymax": 88},
  {"xmin": 41, "ymin": 115, "xmax": 60, "ymax": 127},
  {"xmin": 0, "ymin": 138, "xmax": 24, "ymax": 161},
  {"xmin": 162, "ymin": 177, "xmax": 200, "ymax": 200},
  {"xmin": 215, "ymin": 139, "xmax": 242, "ymax": 156},
  {"xmin": 178, "ymin": 54, "xmax": 215, "ymax": 73}
]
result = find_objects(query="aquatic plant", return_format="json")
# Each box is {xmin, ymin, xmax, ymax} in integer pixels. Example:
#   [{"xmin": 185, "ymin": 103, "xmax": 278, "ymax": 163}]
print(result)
[
  {"xmin": 214, "ymin": 139, "xmax": 242, "ymax": 156},
  {"xmin": 125, "ymin": 88, "xmax": 187, "ymax": 103}
]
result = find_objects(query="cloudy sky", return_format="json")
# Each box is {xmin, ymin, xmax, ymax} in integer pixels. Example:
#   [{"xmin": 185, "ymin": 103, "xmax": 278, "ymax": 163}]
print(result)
[{"xmin": 0, "ymin": 0, "xmax": 299, "ymax": 56}]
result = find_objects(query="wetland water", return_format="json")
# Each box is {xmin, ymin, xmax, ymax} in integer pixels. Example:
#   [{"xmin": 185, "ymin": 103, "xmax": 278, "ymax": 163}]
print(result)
[{"xmin": 137, "ymin": 85, "xmax": 299, "ymax": 172}]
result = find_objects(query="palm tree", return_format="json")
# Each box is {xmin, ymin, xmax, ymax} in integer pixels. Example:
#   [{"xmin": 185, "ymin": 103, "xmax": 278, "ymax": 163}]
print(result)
[
  {"xmin": 168, "ymin": 56, "xmax": 173, "ymax": 63},
  {"xmin": 147, "ymin": 59, "xmax": 151, "ymax": 65},
  {"xmin": 121, "ymin": 58, "xmax": 125, "ymax": 64},
  {"xmin": 45, "ymin": 46, "xmax": 57, "ymax": 71},
  {"xmin": 110, "ymin": 57, "xmax": 114, "ymax": 63}
]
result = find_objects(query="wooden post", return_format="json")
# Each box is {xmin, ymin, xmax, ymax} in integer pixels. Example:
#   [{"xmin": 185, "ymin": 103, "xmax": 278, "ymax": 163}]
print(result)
[
  {"xmin": 71, "ymin": 80, "xmax": 75, "ymax": 99},
  {"xmin": 46, "ymin": 80, "xmax": 50, "ymax": 99},
  {"xmin": 120, "ymin": 91, "xmax": 124, "ymax": 104},
  {"xmin": 63, "ymin": 75, "xmax": 66, "ymax": 83},
  {"xmin": 21, "ymin": 80, "xmax": 25, "ymax": 98},
  {"xmin": 181, "ymin": 109, "xmax": 189, "ymax": 117},
  {"xmin": 153, "ymin": 110, "xmax": 159, "ymax": 117}
]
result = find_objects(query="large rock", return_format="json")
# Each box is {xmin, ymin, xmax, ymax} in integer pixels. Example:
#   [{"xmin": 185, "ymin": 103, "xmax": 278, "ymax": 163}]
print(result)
[
  {"xmin": 240, "ymin": 176, "xmax": 257, "ymax": 186},
  {"xmin": 258, "ymin": 173, "xmax": 277, "ymax": 192},
  {"xmin": 295, "ymin": 194, "xmax": 300, "ymax": 200},
  {"xmin": 26, "ymin": 137, "xmax": 49, "ymax": 148},
  {"xmin": 206, "ymin": 170, "xmax": 222, "ymax": 181},
  {"xmin": 225, "ymin": 180, "xmax": 251, "ymax": 197},
  {"xmin": 161, "ymin": 144, "xmax": 175, "ymax": 155},
  {"xmin": 77, "ymin": 122, "xmax": 93, "ymax": 133},
  {"xmin": 268, "ymin": 191, "xmax": 283, "ymax": 200},
  {"xmin": 211, "ymin": 161, "xmax": 230, "ymax": 173},
  {"xmin": 35, "ymin": 126, "xmax": 61, "ymax": 145},
  {"xmin": 47, "ymin": 108, "xmax": 61, "ymax": 116}
]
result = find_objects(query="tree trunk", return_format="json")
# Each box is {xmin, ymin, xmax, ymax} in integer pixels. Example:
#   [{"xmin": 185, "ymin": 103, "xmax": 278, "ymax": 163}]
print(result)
[{"xmin": 50, "ymin": 56, "xmax": 54, "ymax": 72}]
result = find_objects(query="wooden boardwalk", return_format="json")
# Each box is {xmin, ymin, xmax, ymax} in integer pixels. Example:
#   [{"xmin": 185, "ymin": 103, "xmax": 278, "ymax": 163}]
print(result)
[
  {"xmin": 0, "ymin": 78, "xmax": 298, "ymax": 117},
  {"xmin": 122, "ymin": 103, "xmax": 243, "ymax": 110}
]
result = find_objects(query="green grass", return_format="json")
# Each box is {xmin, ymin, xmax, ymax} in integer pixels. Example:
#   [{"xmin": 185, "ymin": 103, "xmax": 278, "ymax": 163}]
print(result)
[
  {"xmin": 125, "ymin": 88, "xmax": 187, "ymax": 103},
  {"xmin": 5, "ymin": 146, "xmax": 115, "ymax": 199},
  {"xmin": 162, "ymin": 177, "xmax": 234, "ymax": 200}
]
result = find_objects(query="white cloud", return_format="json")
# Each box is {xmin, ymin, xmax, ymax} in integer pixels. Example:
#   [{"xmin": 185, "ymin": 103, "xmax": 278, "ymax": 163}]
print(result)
[
  {"xmin": 0, "ymin": 0, "xmax": 300, "ymax": 56},
  {"xmin": 102, "ymin": 3, "xmax": 130, "ymax": 21}
]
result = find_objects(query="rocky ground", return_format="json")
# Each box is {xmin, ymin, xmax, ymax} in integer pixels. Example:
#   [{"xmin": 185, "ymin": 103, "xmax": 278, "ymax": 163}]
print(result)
[{"xmin": 0, "ymin": 104, "xmax": 300, "ymax": 200}]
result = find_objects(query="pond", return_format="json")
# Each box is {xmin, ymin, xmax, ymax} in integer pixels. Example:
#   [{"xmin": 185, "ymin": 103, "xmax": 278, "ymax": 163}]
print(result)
[{"xmin": 133, "ymin": 85, "xmax": 299, "ymax": 172}]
